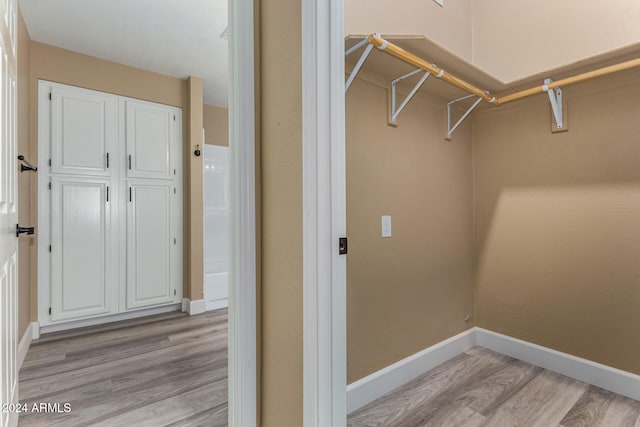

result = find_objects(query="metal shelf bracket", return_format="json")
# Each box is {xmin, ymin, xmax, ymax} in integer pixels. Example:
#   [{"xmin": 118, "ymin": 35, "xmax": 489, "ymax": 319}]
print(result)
[
  {"xmin": 543, "ymin": 78, "xmax": 563, "ymax": 129},
  {"xmin": 446, "ymin": 94, "xmax": 483, "ymax": 138},
  {"xmin": 390, "ymin": 69, "xmax": 431, "ymax": 124},
  {"xmin": 345, "ymin": 37, "xmax": 374, "ymax": 92}
]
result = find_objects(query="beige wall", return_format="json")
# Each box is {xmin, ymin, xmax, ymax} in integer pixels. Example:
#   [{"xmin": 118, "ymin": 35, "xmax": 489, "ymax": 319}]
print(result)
[
  {"xmin": 472, "ymin": 0, "xmax": 640, "ymax": 82},
  {"xmin": 346, "ymin": 0, "xmax": 472, "ymax": 61},
  {"xmin": 188, "ymin": 77, "xmax": 204, "ymax": 301},
  {"xmin": 346, "ymin": 78, "xmax": 474, "ymax": 383},
  {"xmin": 28, "ymin": 42, "xmax": 193, "ymax": 319},
  {"xmin": 473, "ymin": 68, "xmax": 640, "ymax": 375},
  {"xmin": 17, "ymin": 7, "xmax": 32, "ymax": 338},
  {"xmin": 259, "ymin": 0, "xmax": 303, "ymax": 423},
  {"xmin": 203, "ymin": 104, "xmax": 228, "ymax": 147},
  {"xmin": 346, "ymin": 1, "xmax": 640, "ymax": 83}
]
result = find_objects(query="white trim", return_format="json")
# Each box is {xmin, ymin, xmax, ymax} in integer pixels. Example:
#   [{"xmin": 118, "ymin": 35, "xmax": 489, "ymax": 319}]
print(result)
[
  {"xmin": 346, "ymin": 328, "xmax": 640, "ymax": 415},
  {"xmin": 302, "ymin": 0, "xmax": 347, "ymax": 425},
  {"xmin": 40, "ymin": 304, "xmax": 181, "ymax": 334},
  {"xmin": 475, "ymin": 328, "xmax": 640, "ymax": 402},
  {"xmin": 186, "ymin": 299, "xmax": 206, "ymax": 315},
  {"xmin": 31, "ymin": 322, "xmax": 40, "ymax": 340},
  {"xmin": 18, "ymin": 323, "xmax": 33, "ymax": 370},
  {"xmin": 228, "ymin": 0, "xmax": 257, "ymax": 424},
  {"xmin": 346, "ymin": 329, "xmax": 476, "ymax": 414},
  {"xmin": 181, "ymin": 298, "xmax": 189, "ymax": 312}
]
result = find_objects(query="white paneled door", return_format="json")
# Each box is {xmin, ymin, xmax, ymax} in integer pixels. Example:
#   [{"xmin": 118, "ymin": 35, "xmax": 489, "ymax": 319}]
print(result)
[
  {"xmin": 125, "ymin": 100, "xmax": 175, "ymax": 180},
  {"xmin": 50, "ymin": 87, "xmax": 117, "ymax": 176},
  {"xmin": 50, "ymin": 177, "xmax": 115, "ymax": 320},
  {"xmin": 0, "ymin": 0, "xmax": 19, "ymax": 425},
  {"xmin": 39, "ymin": 81, "xmax": 182, "ymax": 329},
  {"xmin": 126, "ymin": 181, "xmax": 178, "ymax": 309}
]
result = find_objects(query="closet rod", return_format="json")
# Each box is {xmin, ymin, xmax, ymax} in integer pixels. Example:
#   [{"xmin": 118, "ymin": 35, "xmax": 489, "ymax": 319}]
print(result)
[
  {"xmin": 367, "ymin": 34, "xmax": 496, "ymax": 103},
  {"xmin": 494, "ymin": 58, "xmax": 640, "ymax": 105},
  {"xmin": 367, "ymin": 34, "xmax": 640, "ymax": 107}
]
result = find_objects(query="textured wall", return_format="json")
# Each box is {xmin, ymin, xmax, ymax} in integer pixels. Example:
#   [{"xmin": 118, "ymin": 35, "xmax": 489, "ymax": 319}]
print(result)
[
  {"xmin": 259, "ymin": 0, "xmax": 303, "ymax": 424},
  {"xmin": 473, "ymin": 68, "xmax": 640, "ymax": 374},
  {"xmin": 346, "ymin": 77, "xmax": 474, "ymax": 383},
  {"xmin": 189, "ymin": 77, "xmax": 204, "ymax": 301},
  {"xmin": 346, "ymin": 0, "xmax": 472, "ymax": 60},
  {"xmin": 473, "ymin": 0, "xmax": 640, "ymax": 82},
  {"xmin": 203, "ymin": 104, "xmax": 228, "ymax": 147}
]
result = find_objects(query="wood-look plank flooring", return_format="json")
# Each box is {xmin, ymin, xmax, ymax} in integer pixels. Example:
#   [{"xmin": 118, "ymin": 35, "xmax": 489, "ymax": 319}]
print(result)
[
  {"xmin": 18, "ymin": 309, "xmax": 227, "ymax": 427},
  {"xmin": 348, "ymin": 347, "xmax": 640, "ymax": 427}
]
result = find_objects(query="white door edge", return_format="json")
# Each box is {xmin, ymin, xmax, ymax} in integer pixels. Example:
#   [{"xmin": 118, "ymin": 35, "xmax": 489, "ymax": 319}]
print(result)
[
  {"xmin": 302, "ymin": 0, "xmax": 347, "ymax": 425},
  {"xmin": 228, "ymin": 0, "xmax": 258, "ymax": 424}
]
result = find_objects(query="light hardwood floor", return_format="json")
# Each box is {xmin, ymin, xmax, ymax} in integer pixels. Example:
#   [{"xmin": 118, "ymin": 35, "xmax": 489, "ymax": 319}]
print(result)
[
  {"xmin": 348, "ymin": 346, "xmax": 640, "ymax": 427},
  {"xmin": 18, "ymin": 309, "xmax": 227, "ymax": 427},
  {"xmin": 21, "ymin": 312, "xmax": 640, "ymax": 426}
]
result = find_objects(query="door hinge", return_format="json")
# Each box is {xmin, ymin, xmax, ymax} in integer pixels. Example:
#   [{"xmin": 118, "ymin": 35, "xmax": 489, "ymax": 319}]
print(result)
[
  {"xmin": 339, "ymin": 237, "xmax": 348, "ymax": 255},
  {"xmin": 48, "ymin": 245, "xmax": 51, "ymax": 252},
  {"xmin": 48, "ymin": 181, "xmax": 51, "ymax": 190},
  {"xmin": 174, "ymin": 289, "xmax": 177, "ymax": 296},
  {"xmin": 49, "ymin": 93, "xmax": 52, "ymax": 101},
  {"xmin": 48, "ymin": 159, "xmax": 52, "ymax": 167},
  {"xmin": 174, "ymin": 168, "xmax": 176, "ymax": 175},
  {"xmin": 173, "ymin": 114, "xmax": 176, "ymax": 121},
  {"xmin": 106, "ymin": 186, "xmax": 109, "ymax": 202},
  {"xmin": 48, "ymin": 307, "xmax": 51, "ymax": 315},
  {"xmin": 173, "ymin": 187, "xmax": 176, "ymax": 194},
  {"xmin": 174, "ymin": 238, "xmax": 177, "ymax": 245}
]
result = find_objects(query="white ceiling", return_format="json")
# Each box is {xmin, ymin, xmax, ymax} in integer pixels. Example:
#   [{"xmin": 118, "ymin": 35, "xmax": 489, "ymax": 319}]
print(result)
[{"xmin": 19, "ymin": 0, "xmax": 229, "ymax": 107}]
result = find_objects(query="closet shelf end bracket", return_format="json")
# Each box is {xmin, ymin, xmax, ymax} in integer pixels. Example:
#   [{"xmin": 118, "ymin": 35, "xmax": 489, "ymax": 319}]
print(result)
[
  {"xmin": 543, "ymin": 78, "xmax": 564, "ymax": 130},
  {"xmin": 390, "ymin": 69, "xmax": 431, "ymax": 125},
  {"xmin": 446, "ymin": 94, "xmax": 483, "ymax": 139},
  {"xmin": 345, "ymin": 37, "xmax": 374, "ymax": 93}
]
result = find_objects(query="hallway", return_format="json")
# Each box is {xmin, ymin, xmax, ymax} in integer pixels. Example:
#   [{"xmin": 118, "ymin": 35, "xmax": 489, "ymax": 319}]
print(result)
[{"xmin": 18, "ymin": 309, "xmax": 227, "ymax": 426}]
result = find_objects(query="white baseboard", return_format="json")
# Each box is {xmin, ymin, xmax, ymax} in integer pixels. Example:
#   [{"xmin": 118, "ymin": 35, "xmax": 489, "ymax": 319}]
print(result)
[
  {"xmin": 475, "ymin": 328, "xmax": 640, "ymax": 402},
  {"xmin": 40, "ymin": 304, "xmax": 181, "ymax": 334},
  {"xmin": 31, "ymin": 321, "xmax": 40, "ymax": 340},
  {"xmin": 183, "ymin": 298, "xmax": 206, "ymax": 315},
  {"xmin": 18, "ymin": 323, "xmax": 33, "ymax": 370},
  {"xmin": 347, "ymin": 327, "xmax": 640, "ymax": 414},
  {"xmin": 347, "ymin": 328, "xmax": 476, "ymax": 414}
]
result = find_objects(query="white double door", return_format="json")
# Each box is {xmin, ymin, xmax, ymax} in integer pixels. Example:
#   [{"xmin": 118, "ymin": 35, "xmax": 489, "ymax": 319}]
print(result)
[{"xmin": 38, "ymin": 81, "xmax": 182, "ymax": 324}]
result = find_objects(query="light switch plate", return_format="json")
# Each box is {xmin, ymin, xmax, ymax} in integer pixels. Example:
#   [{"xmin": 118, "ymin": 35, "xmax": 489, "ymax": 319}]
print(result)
[
  {"xmin": 433, "ymin": 0, "xmax": 444, "ymax": 6},
  {"xmin": 381, "ymin": 215, "xmax": 392, "ymax": 238}
]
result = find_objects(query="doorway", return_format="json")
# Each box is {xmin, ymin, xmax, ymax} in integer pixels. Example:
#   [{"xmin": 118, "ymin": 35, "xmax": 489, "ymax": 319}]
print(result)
[{"xmin": 11, "ymin": 0, "xmax": 257, "ymax": 425}]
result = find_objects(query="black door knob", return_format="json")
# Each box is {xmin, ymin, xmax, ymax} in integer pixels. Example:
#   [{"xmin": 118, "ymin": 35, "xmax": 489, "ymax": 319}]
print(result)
[{"xmin": 16, "ymin": 224, "xmax": 35, "ymax": 237}]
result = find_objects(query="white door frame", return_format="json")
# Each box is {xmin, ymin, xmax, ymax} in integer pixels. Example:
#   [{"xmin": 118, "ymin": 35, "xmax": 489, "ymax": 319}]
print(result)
[
  {"xmin": 302, "ymin": 0, "xmax": 347, "ymax": 425},
  {"xmin": 228, "ymin": 0, "xmax": 257, "ymax": 425}
]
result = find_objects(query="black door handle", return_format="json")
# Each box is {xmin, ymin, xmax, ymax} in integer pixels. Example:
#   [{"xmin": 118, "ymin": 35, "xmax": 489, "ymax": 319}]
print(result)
[{"xmin": 16, "ymin": 224, "xmax": 35, "ymax": 237}]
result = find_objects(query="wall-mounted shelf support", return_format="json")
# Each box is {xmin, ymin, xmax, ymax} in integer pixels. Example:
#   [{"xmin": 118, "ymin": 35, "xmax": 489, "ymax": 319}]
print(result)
[
  {"xmin": 446, "ymin": 94, "xmax": 483, "ymax": 138},
  {"xmin": 390, "ymin": 69, "xmax": 431, "ymax": 124},
  {"xmin": 346, "ymin": 34, "xmax": 639, "ymax": 134},
  {"xmin": 345, "ymin": 37, "xmax": 374, "ymax": 92},
  {"xmin": 17, "ymin": 155, "xmax": 37, "ymax": 173},
  {"xmin": 345, "ymin": 37, "xmax": 369, "ymax": 57},
  {"xmin": 544, "ymin": 78, "xmax": 563, "ymax": 129}
]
